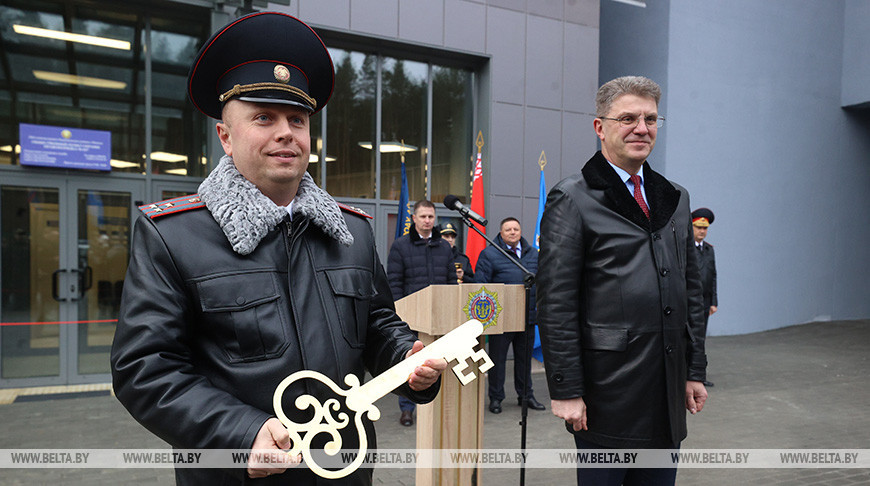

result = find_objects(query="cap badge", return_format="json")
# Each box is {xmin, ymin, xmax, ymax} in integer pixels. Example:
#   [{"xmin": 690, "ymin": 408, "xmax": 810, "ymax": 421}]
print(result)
[{"xmin": 274, "ymin": 64, "xmax": 291, "ymax": 84}]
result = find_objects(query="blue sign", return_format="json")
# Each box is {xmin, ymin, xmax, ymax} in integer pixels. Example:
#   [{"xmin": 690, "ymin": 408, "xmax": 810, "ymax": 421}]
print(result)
[{"xmin": 19, "ymin": 123, "xmax": 111, "ymax": 171}]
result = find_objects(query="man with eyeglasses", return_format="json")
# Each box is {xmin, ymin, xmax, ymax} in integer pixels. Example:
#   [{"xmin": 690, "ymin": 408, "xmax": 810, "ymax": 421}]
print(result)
[{"xmin": 536, "ymin": 76, "xmax": 709, "ymax": 485}]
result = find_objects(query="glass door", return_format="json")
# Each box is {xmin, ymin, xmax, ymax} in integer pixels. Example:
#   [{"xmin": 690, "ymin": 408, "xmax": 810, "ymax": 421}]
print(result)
[
  {"xmin": 0, "ymin": 181, "xmax": 64, "ymax": 384},
  {"xmin": 0, "ymin": 175, "xmax": 142, "ymax": 387},
  {"xmin": 69, "ymin": 181, "xmax": 140, "ymax": 382}
]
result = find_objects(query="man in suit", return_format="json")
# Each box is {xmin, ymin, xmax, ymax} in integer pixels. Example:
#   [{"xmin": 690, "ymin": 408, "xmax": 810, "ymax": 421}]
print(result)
[
  {"xmin": 537, "ymin": 75, "xmax": 708, "ymax": 485},
  {"xmin": 692, "ymin": 207, "xmax": 717, "ymax": 387},
  {"xmin": 473, "ymin": 217, "xmax": 545, "ymax": 414}
]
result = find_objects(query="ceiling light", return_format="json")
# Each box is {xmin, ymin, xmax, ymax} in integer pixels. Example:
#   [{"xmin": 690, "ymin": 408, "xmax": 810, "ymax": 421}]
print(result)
[
  {"xmin": 610, "ymin": 0, "xmax": 646, "ymax": 7},
  {"xmin": 110, "ymin": 159, "xmax": 140, "ymax": 169},
  {"xmin": 33, "ymin": 70, "xmax": 127, "ymax": 90},
  {"xmin": 149, "ymin": 152, "xmax": 188, "ymax": 163},
  {"xmin": 310, "ymin": 154, "xmax": 337, "ymax": 163},
  {"xmin": 358, "ymin": 141, "xmax": 419, "ymax": 153},
  {"xmin": 13, "ymin": 24, "xmax": 131, "ymax": 50}
]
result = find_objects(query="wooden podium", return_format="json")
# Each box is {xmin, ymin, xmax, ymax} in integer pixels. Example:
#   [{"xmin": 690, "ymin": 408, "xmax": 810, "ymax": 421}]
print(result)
[{"xmin": 394, "ymin": 283, "xmax": 525, "ymax": 486}]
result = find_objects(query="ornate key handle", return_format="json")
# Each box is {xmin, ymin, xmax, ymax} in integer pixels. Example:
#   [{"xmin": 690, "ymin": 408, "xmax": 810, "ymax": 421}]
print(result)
[{"xmin": 272, "ymin": 319, "xmax": 493, "ymax": 479}]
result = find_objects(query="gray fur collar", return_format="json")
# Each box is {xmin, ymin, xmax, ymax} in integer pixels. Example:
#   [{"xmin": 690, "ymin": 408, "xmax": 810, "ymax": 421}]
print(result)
[{"xmin": 198, "ymin": 155, "xmax": 353, "ymax": 255}]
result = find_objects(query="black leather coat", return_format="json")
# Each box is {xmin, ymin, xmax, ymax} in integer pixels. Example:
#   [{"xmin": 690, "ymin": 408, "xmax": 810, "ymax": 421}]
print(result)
[
  {"xmin": 112, "ymin": 196, "xmax": 437, "ymax": 485},
  {"xmin": 536, "ymin": 152, "xmax": 707, "ymax": 448}
]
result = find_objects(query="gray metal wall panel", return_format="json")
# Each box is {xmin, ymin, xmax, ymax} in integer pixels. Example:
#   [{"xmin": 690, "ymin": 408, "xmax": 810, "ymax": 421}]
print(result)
[
  {"xmin": 522, "ymin": 107, "xmax": 562, "ymax": 197},
  {"xmin": 525, "ymin": 15, "xmax": 564, "ymax": 110},
  {"xmin": 486, "ymin": 7, "xmax": 527, "ymax": 104},
  {"xmin": 565, "ymin": 0, "xmax": 599, "ymax": 28},
  {"xmin": 351, "ymin": 0, "xmax": 399, "ymax": 37},
  {"xmin": 298, "ymin": 0, "xmax": 350, "ymax": 29},
  {"xmin": 560, "ymin": 111, "xmax": 598, "ymax": 181},
  {"xmin": 487, "ymin": 0, "xmax": 526, "ymax": 13},
  {"xmin": 489, "ymin": 101, "xmax": 525, "ymax": 196},
  {"xmin": 664, "ymin": 0, "xmax": 870, "ymax": 334},
  {"xmin": 841, "ymin": 0, "xmax": 870, "ymax": 107},
  {"xmin": 399, "ymin": 0, "xmax": 445, "ymax": 45},
  {"xmin": 444, "ymin": 0, "xmax": 487, "ymax": 52},
  {"xmin": 528, "ymin": 0, "xmax": 563, "ymax": 20},
  {"xmin": 563, "ymin": 22, "xmax": 598, "ymax": 114}
]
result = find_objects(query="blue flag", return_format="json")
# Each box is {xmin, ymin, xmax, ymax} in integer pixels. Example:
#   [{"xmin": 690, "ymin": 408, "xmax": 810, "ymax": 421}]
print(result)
[
  {"xmin": 395, "ymin": 160, "xmax": 413, "ymax": 241},
  {"xmin": 532, "ymin": 166, "xmax": 547, "ymax": 362}
]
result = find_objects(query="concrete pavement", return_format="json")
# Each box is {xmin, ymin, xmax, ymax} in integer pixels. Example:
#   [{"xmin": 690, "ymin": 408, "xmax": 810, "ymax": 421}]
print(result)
[{"xmin": 1, "ymin": 319, "xmax": 868, "ymax": 485}]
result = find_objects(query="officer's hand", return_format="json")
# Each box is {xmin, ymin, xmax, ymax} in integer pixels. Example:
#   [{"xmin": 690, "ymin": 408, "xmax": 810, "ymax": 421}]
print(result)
[
  {"xmin": 552, "ymin": 397, "xmax": 587, "ymax": 431},
  {"xmin": 686, "ymin": 380, "xmax": 708, "ymax": 414},
  {"xmin": 405, "ymin": 341, "xmax": 448, "ymax": 391},
  {"xmin": 247, "ymin": 418, "xmax": 301, "ymax": 478},
  {"xmin": 709, "ymin": 306, "xmax": 718, "ymax": 315}
]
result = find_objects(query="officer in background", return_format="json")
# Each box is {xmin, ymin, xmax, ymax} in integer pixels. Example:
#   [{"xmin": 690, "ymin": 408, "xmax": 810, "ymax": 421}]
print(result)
[
  {"xmin": 111, "ymin": 12, "xmax": 445, "ymax": 485},
  {"xmin": 440, "ymin": 223, "xmax": 474, "ymax": 283},
  {"xmin": 692, "ymin": 207, "xmax": 718, "ymax": 387}
]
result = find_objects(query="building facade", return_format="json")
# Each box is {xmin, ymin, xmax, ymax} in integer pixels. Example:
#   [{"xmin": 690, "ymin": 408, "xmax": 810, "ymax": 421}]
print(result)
[
  {"xmin": 2, "ymin": 0, "xmax": 867, "ymax": 390},
  {"xmin": 0, "ymin": 0, "xmax": 600, "ymax": 388}
]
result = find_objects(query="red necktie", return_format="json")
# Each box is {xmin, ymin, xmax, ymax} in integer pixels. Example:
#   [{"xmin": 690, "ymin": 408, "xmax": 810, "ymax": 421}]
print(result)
[{"xmin": 629, "ymin": 174, "xmax": 650, "ymax": 218}]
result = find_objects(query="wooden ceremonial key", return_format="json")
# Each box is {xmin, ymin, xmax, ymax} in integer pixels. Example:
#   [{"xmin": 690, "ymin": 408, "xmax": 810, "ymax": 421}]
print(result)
[{"xmin": 273, "ymin": 319, "xmax": 493, "ymax": 479}]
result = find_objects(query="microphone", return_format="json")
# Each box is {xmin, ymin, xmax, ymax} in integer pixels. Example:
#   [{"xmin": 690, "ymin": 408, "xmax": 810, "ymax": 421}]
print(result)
[{"xmin": 443, "ymin": 195, "xmax": 487, "ymax": 226}]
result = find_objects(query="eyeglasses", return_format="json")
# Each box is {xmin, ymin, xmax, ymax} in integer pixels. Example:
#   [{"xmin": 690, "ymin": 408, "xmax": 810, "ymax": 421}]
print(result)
[{"xmin": 599, "ymin": 115, "xmax": 665, "ymax": 128}]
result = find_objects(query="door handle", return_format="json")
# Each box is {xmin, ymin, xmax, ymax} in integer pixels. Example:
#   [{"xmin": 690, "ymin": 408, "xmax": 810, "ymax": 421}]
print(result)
[
  {"xmin": 69, "ymin": 267, "xmax": 93, "ymax": 301},
  {"xmin": 52, "ymin": 269, "xmax": 68, "ymax": 302}
]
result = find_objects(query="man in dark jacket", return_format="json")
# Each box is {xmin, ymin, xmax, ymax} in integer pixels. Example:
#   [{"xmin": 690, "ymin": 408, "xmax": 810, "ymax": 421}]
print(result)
[
  {"xmin": 537, "ymin": 76, "xmax": 708, "ymax": 485},
  {"xmin": 440, "ymin": 222, "xmax": 474, "ymax": 283},
  {"xmin": 386, "ymin": 199, "xmax": 456, "ymax": 425},
  {"xmin": 693, "ymin": 207, "xmax": 718, "ymax": 387},
  {"xmin": 110, "ymin": 13, "xmax": 446, "ymax": 485},
  {"xmin": 473, "ymin": 217, "xmax": 545, "ymax": 414}
]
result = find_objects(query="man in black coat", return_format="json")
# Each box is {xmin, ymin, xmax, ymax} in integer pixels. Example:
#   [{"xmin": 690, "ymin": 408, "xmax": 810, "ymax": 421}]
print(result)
[
  {"xmin": 111, "ymin": 13, "xmax": 446, "ymax": 485},
  {"xmin": 474, "ymin": 217, "xmax": 545, "ymax": 414},
  {"xmin": 386, "ymin": 199, "xmax": 456, "ymax": 425},
  {"xmin": 537, "ymin": 76, "xmax": 708, "ymax": 486},
  {"xmin": 693, "ymin": 207, "xmax": 718, "ymax": 387}
]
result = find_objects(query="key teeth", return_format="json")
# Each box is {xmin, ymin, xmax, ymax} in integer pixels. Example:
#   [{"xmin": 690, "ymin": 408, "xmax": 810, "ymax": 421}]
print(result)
[
  {"xmin": 472, "ymin": 349, "xmax": 494, "ymax": 374},
  {"xmin": 449, "ymin": 349, "xmax": 495, "ymax": 386},
  {"xmin": 451, "ymin": 363, "xmax": 475, "ymax": 385}
]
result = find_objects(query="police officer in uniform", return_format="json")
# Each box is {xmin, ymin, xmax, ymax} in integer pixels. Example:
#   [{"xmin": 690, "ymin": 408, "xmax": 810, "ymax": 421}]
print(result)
[
  {"xmin": 440, "ymin": 223, "xmax": 474, "ymax": 283},
  {"xmin": 692, "ymin": 207, "xmax": 717, "ymax": 387},
  {"xmin": 111, "ymin": 12, "xmax": 446, "ymax": 485}
]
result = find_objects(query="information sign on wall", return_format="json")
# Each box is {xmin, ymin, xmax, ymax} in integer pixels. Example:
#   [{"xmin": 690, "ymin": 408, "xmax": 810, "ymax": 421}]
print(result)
[{"xmin": 19, "ymin": 123, "xmax": 112, "ymax": 171}]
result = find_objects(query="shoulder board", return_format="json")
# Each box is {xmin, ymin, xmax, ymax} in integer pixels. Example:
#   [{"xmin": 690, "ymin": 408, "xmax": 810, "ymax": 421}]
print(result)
[
  {"xmin": 338, "ymin": 203, "xmax": 373, "ymax": 219},
  {"xmin": 705, "ymin": 242, "xmax": 714, "ymax": 248},
  {"xmin": 139, "ymin": 194, "xmax": 206, "ymax": 219}
]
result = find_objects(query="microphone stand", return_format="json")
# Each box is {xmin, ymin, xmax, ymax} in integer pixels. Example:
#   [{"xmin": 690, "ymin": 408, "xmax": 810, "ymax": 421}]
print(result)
[{"xmin": 458, "ymin": 215, "xmax": 535, "ymax": 486}]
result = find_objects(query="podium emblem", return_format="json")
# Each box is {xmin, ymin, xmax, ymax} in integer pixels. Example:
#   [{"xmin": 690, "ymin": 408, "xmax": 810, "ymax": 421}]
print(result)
[{"xmin": 463, "ymin": 286, "xmax": 502, "ymax": 330}]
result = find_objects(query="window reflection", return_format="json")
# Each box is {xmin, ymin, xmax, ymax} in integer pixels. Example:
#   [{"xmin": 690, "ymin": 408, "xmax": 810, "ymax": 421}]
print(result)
[
  {"xmin": 380, "ymin": 58, "xmax": 427, "ymax": 202},
  {"xmin": 148, "ymin": 20, "xmax": 209, "ymax": 177},
  {"xmin": 307, "ymin": 112, "xmax": 323, "ymax": 186},
  {"xmin": 0, "ymin": 1, "xmax": 209, "ymax": 176},
  {"xmin": 326, "ymin": 49, "xmax": 376, "ymax": 198},
  {"xmin": 432, "ymin": 66, "xmax": 474, "ymax": 204}
]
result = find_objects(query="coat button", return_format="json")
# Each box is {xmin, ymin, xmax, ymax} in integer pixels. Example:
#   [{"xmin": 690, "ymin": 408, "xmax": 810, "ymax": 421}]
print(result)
[
  {"xmin": 357, "ymin": 288, "xmax": 366, "ymax": 296},
  {"xmin": 236, "ymin": 296, "xmax": 246, "ymax": 305},
  {"xmin": 663, "ymin": 306, "xmax": 672, "ymax": 315},
  {"xmin": 666, "ymin": 345, "xmax": 674, "ymax": 354},
  {"xmin": 660, "ymin": 268, "xmax": 670, "ymax": 276},
  {"xmin": 553, "ymin": 372, "xmax": 564, "ymax": 383},
  {"xmin": 653, "ymin": 233, "xmax": 662, "ymax": 240}
]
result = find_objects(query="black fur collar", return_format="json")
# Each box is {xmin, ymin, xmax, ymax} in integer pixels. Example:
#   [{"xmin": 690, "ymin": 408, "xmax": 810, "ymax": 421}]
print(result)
[{"xmin": 581, "ymin": 151, "xmax": 680, "ymax": 232}]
